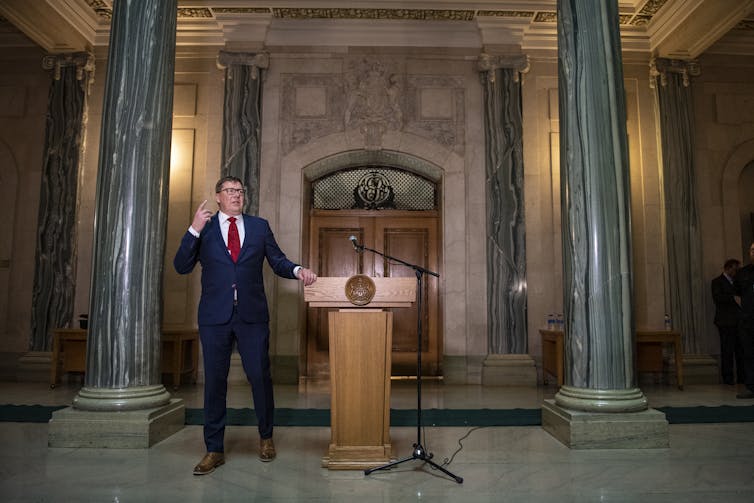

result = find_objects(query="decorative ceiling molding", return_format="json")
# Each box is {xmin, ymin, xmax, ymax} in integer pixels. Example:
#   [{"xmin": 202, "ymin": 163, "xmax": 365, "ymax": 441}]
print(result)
[
  {"xmin": 649, "ymin": 0, "xmax": 754, "ymax": 58},
  {"xmin": 79, "ymin": 3, "xmax": 668, "ymax": 26},
  {"xmin": 0, "ymin": 0, "xmax": 750, "ymax": 57}
]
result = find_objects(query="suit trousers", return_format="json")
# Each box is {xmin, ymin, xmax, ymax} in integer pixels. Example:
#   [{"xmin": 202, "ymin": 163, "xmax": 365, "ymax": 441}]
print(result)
[
  {"xmin": 739, "ymin": 317, "xmax": 754, "ymax": 393},
  {"xmin": 200, "ymin": 309, "xmax": 275, "ymax": 453},
  {"xmin": 717, "ymin": 324, "xmax": 745, "ymax": 384}
]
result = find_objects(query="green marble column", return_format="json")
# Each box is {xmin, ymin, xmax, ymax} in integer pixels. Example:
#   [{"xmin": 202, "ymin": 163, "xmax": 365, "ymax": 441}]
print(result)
[
  {"xmin": 478, "ymin": 53, "xmax": 529, "ymax": 356},
  {"xmin": 554, "ymin": 0, "xmax": 647, "ymax": 413},
  {"xmin": 217, "ymin": 50, "xmax": 268, "ymax": 216},
  {"xmin": 651, "ymin": 58, "xmax": 706, "ymax": 356},
  {"xmin": 30, "ymin": 53, "xmax": 93, "ymax": 352},
  {"xmin": 73, "ymin": 0, "xmax": 177, "ymax": 411}
]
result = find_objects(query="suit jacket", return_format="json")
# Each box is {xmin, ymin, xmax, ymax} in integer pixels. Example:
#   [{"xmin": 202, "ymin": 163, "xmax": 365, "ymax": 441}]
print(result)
[
  {"xmin": 711, "ymin": 273, "xmax": 740, "ymax": 327},
  {"xmin": 735, "ymin": 263, "xmax": 754, "ymax": 320},
  {"xmin": 173, "ymin": 213, "xmax": 298, "ymax": 325}
]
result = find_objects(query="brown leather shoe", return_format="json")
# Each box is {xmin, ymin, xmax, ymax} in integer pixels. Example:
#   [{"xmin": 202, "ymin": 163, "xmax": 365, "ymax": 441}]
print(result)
[
  {"xmin": 193, "ymin": 452, "xmax": 225, "ymax": 475},
  {"xmin": 259, "ymin": 438, "xmax": 276, "ymax": 462}
]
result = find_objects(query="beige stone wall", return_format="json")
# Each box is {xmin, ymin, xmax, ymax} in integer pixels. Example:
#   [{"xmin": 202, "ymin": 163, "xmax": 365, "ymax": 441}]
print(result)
[
  {"xmin": 0, "ymin": 47, "xmax": 49, "ymax": 354},
  {"xmin": 694, "ymin": 53, "xmax": 754, "ymax": 347}
]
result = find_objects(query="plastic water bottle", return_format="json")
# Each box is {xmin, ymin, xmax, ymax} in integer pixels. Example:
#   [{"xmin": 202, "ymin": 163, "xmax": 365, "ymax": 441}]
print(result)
[
  {"xmin": 547, "ymin": 313, "xmax": 555, "ymax": 330},
  {"xmin": 556, "ymin": 313, "xmax": 564, "ymax": 332},
  {"xmin": 664, "ymin": 314, "xmax": 672, "ymax": 331}
]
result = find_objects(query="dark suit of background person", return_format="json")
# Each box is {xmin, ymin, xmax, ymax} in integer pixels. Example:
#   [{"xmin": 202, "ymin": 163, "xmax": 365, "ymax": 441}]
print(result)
[
  {"xmin": 711, "ymin": 259, "xmax": 742, "ymax": 385},
  {"xmin": 174, "ymin": 176, "xmax": 317, "ymax": 475},
  {"xmin": 734, "ymin": 242, "xmax": 754, "ymax": 399}
]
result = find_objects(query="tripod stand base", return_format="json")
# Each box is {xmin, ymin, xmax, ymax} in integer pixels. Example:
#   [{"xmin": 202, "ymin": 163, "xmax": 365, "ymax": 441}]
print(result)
[{"xmin": 364, "ymin": 443, "xmax": 463, "ymax": 484}]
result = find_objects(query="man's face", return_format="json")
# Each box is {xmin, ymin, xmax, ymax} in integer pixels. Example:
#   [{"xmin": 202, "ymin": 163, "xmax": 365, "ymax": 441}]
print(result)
[
  {"xmin": 216, "ymin": 181, "xmax": 245, "ymax": 216},
  {"xmin": 750, "ymin": 243, "xmax": 754, "ymax": 264},
  {"xmin": 726, "ymin": 264, "xmax": 739, "ymax": 278}
]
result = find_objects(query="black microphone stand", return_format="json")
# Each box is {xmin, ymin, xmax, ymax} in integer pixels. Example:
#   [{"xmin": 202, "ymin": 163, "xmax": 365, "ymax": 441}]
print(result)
[{"xmin": 354, "ymin": 241, "xmax": 463, "ymax": 484}]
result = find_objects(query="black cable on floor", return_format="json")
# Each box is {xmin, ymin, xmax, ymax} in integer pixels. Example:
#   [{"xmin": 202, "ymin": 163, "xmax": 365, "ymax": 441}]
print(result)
[
  {"xmin": 440, "ymin": 426, "xmax": 485, "ymax": 467},
  {"xmin": 421, "ymin": 425, "xmax": 486, "ymax": 468}
]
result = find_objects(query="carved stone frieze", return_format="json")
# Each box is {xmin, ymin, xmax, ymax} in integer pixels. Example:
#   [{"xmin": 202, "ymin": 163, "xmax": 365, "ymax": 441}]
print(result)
[
  {"xmin": 344, "ymin": 57, "xmax": 403, "ymax": 149},
  {"xmin": 272, "ymin": 8, "xmax": 474, "ymax": 21},
  {"xmin": 533, "ymin": 12, "xmax": 557, "ymax": 23},
  {"xmin": 281, "ymin": 56, "xmax": 465, "ymax": 154},
  {"xmin": 639, "ymin": 0, "xmax": 670, "ymax": 16},
  {"xmin": 79, "ymin": 3, "xmax": 673, "ymax": 30},
  {"xmin": 280, "ymin": 74, "xmax": 345, "ymax": 154},
  {"xmin": 213, "ymin": 8, "xmax": 271, "ymax": 15},
  {"xmin": 177, "ymin": 8, "xmax": 212, "ymax": 18},
  {"xmin": 84, "ymin": 0, "xmax": 112, "ymax": 21},
  {"xmin": 404, "ymin": 75, "xmax": 466, "ymax": 153},
  {"xmin": 476, "ymin": 11, "xmax": 535, "ymax": 19}
]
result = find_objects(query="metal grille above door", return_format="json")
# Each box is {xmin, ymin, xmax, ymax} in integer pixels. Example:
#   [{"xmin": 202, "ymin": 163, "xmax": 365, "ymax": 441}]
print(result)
[{"xmin": 312, "ymin": 167, "xmax": 437, "ymax": 211}]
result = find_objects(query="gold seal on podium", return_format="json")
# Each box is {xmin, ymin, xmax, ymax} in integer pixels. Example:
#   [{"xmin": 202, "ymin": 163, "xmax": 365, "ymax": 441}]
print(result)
[{"xmin": 344, "ymin": 274, "xmax": 376, "ymax": 306}]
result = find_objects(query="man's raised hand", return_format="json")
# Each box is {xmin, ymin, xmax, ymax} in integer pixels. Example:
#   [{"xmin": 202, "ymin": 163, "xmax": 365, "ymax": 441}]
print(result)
[{"xmin": 191, "ymin": 200, "xmax": 213, "ymax": 233}]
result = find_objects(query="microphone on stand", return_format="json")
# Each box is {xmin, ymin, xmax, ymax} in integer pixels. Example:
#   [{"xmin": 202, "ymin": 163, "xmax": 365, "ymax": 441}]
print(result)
[{"xmin": 348, "ymin": 235, "xmax": 361, "ymax": 251}]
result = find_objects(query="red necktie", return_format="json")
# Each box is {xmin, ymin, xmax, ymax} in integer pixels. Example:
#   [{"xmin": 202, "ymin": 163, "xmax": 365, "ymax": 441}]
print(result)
[{"xmin": 227, "ymin": 216, "xmax": 240, "ymax": 263}]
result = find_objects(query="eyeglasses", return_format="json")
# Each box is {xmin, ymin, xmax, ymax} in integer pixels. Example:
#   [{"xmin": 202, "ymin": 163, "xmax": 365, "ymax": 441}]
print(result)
[{"xmin": 220, "ymin": 187, "xmax": 245, "ymax": 196}]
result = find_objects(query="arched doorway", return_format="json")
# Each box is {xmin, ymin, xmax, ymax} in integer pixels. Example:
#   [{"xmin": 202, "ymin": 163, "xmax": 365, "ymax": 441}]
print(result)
[
  {"xmin": 722, "ymin": 139, "xmax": 754, "ymax": 257},
  {"xmin": 303, "ymin": 163, "xmax": 442, "ymax": 378}
]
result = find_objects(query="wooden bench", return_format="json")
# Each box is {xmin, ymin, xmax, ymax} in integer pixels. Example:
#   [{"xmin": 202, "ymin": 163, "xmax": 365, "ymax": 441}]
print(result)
[
  {"xmin": 539, "ymin": 329, "xmax": 684, "ymax": 390},
  {"xmin": 50, "ymin": 327, "xmax": 199, "ymax": 390}
]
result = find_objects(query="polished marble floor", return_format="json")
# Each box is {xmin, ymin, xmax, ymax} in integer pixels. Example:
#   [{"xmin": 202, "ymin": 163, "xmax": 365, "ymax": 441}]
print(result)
[{"xmin": 1, "ymin": 379, "xmax": 754, "ymax": 502}]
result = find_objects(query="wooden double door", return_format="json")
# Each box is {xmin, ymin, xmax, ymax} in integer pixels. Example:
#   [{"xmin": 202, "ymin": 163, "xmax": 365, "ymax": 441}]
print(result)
[{"xmin": 305, "ymin": 210, "xmax": 440, "ymax": 378}]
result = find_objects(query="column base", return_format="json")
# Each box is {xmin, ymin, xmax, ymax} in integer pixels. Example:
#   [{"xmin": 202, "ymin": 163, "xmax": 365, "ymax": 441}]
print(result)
[
  {"xmin": 481, "ymin": 354, "xmax": 537, "ymax": 386},
  {"xmin": 48, "ymin": 398, "xmax": 185, "ymax": 448},
  {"xmin": 682, "ymin": 354, "xmax": 719, "ymax": 385},
  {"xmin": 16, "ymin": 351, "xmax": 53, "ymax": 383},
  {"xmin": 542, "ymin": 399, "xmax": 669, "ymax": 449}
]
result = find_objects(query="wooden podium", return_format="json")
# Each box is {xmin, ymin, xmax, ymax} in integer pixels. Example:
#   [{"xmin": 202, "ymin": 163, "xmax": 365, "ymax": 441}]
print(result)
[{"xmin": 305, "ymin": 276, "xmax": 415, "ymax": 470}]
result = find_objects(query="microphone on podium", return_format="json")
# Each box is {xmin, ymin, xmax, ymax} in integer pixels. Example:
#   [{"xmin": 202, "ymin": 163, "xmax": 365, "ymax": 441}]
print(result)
[{"xmin": 348, "ymin": 235, "xmax": 361, "ymax": 251}]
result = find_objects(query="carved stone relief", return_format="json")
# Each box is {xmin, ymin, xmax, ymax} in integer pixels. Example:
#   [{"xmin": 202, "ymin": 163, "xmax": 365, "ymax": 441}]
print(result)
[
  {"xmin": 404, "ymin": 75, "xmax": 465, "ymax": 153},
  {"xmin": 280, "ymin": 56, "xmax": 465, "ymax": 154},
  {"xmin": 280, "ymin": 74, "xmax": 345, "ymax": 154},
  {"xmin": 344, "ymin": 57, "xmax": 403, "ymax": 149}
]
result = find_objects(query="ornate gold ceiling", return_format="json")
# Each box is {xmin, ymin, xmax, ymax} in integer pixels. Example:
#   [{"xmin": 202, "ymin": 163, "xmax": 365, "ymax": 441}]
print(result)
[
  {"xmin": 79, "ymin": 0, "xmax": 754, "ymax": 31},
  {"xmin": 82, "ymin": 1, "xmax": 677, "ymax": 27},
  {"xmin": 3, "ymin": 1, "xmax": 752, "ymax": 57}
]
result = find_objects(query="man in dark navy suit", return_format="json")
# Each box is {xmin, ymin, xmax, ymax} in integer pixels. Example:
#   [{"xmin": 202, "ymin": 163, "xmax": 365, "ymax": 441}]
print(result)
[
  {"xmin": 174, "ymin": 175, "xmax": 317, "ymax": 475},
  {"xmin": 711, "ymin": 258, "xmax": 741, "ymax": 385}
]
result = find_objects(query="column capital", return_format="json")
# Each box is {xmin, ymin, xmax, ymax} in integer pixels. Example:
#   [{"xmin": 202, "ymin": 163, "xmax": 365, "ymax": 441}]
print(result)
[
  {"xmin": 477, "ymin": 52, "xmax": 529, "ymax": 72},
  {"xmin": 217, "ymin": 50, "xmax": 269, "ymax": 77},
  {"xmin": 41, "ymin": 51, "xmax": 95, "ymax": 93},
  {"xmin": 649, "ymin": 57, "xmax": 701, "ymax": 88},
  {"xmin": 477, "ymin": 53, "xmax": 529, "ymax": 83}
]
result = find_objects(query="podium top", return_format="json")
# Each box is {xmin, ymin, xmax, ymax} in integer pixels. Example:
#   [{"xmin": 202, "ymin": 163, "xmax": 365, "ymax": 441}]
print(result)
[{"xmin": 304, "ymin": 276, "xmax": 416, "ymax": 308}]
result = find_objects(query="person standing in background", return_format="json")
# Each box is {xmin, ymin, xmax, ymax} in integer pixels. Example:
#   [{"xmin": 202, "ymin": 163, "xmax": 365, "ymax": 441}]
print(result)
[
  {"xmin": 711, "ymin": 259, "xmax": 742, "ymax": 385},
  {"xmin": 734, "ymin": 242, "xmax": 754, "ymax": 399}
]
